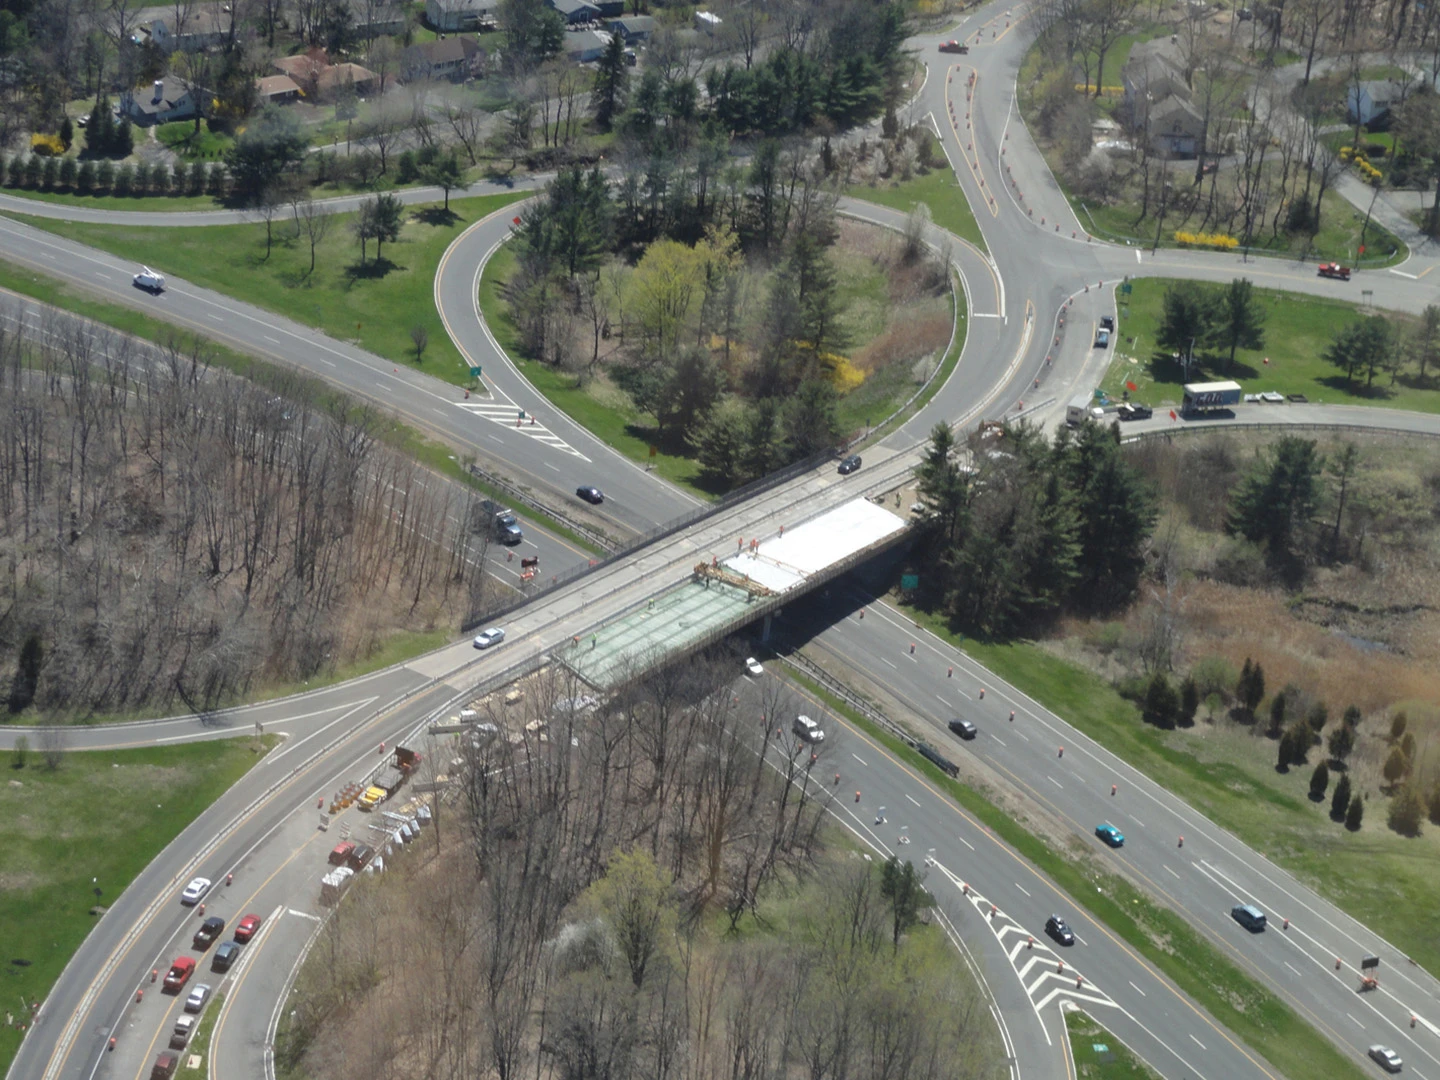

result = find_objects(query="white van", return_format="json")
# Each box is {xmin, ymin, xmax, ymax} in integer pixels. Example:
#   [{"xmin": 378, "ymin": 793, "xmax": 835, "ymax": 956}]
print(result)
[
  {"xmin": 133, "ymin": 266, "xmax": 166, "ymax": 292},
  {"xmin": 792, "ymin": 715, "xmax": 825, "ymax": 743}
]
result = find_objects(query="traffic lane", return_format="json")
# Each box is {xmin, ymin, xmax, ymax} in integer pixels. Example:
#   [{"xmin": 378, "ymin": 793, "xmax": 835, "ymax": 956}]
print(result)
[
  {"xmin": 1123, "ymin": 402, "xmax": 1440, "ymax": 438},
  {"xmin": 0, "ymin": 218, "xmax": 646, "ymax": 541},
  {"xmin": 808, "ymin": 590, "xmax": 1440, "ymax": 1074},
  {"xmin": 777, "ymin": 678, "xmax": 1275, "ymax": 1080},
  {"xmin": 26, "ymin": 674, "xmax": 450, "ymax": 1080}
]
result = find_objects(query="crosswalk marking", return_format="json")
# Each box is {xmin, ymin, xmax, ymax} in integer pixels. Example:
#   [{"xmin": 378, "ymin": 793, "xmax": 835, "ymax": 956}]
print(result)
[{"xmin": 456, "ymin": 401, "xmax": 589, "ymax": 460}]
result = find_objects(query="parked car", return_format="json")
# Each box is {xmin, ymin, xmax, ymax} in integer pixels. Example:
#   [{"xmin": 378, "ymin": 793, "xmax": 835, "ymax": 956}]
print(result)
[
  {"xmin": 151, "ymin": 1051, "xmax": 180, "ymax": 1080},
  {"xmin": 1095, "ymin": 328, "xmax": 1111, "ymax": 348},
  {"xmin": 184, "ymin": 983, "xmax": 213, "ymax": 1013},
  {"xmin": 793, "ymin": 715, "xmax": 825, "ymax": 743},
  {"xmin": 133, "ymin": 266, "xmax": 166, "ymax": 293},
  {"xmin": 1099, "ymin": 315, "xmax": 1115, "ymax": 331},
  {"xmin": 211, "ymin": 941, "xmax": 240, "ymax": 973},
  {"xmin": 233, "ymin": 913, "xmax": 262, "ymax": 943},
  {"xmin": 328, "ymin": 841, "xmax": 356, "ymax": 866},
  {"xmin": 346, "ymin": 843, "xmax": 374, "ymax": 871},
  {"xmin": 180, "ymin": 877, "xmax": 212, "ymax": 905},
  {"xmin": 1045, "ymin": 915, "xmax": 1075, "ymax": 945},
  {"xmin": 1368, "ymin": 1045, "xmax": 1403, "ymax": 1073},
  {"xmin": 1095, "ymin": 822, "xmax": 1125, "ymax": 847},
  {"xmin": 169, "ymin": 1015, "xmax": 196, "ymax": 1050},
  {"xmin": 745, "ymin": 657, "xmax": 764, "ymax": 676},
  {"xmin": 576, "ymin": 485, "xmax": 604, "ymax": 504},
  {"xmin": 1231, "ymin": 904, "xmax": 1267, "ymax": 931},
  {"xmin": 192, "ymin": 916, "xmax": 226, "ymax": 950},
  {"xmin": 837, "ymin": 454, "xmax": 862, "ymax": 475},
  {"xmin": 948, "ymin": 718, "xmax": 977, "ymax": 740},
  {"xmin": 162, "ymin": 956, "xmax": 196, "ymax": 992},
  {"xmin": 1117, "ymin": 403, "xmax": 1153, "ymax": 421},
  {"xmin": 473, "ymin": 626, "xmax": 506, "ymax": 649}
]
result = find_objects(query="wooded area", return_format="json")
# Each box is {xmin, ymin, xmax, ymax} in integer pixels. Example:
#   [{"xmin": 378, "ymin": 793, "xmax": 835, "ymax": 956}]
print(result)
[
  {"xmin": 0, "ymin": 309, "xmax": 494, "ymax": 718},
  {"xmin": 282, "ymin": 655, "xmax": 995, "ymax": 1080}
]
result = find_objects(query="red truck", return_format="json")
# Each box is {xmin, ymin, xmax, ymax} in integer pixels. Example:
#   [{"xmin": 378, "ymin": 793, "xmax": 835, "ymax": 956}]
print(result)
[
  {"xmin": 1317, "ymin": 262, "xmax": 1352, "ymax": 280},
  {"xmin": 939, "ymin": 39, "xmax": 969, "ymax": 53}
]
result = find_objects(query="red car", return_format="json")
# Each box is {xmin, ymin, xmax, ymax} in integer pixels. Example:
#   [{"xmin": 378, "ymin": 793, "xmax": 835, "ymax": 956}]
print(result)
[
  {"xmin": 162, "ymin": 956, "xmax": 196, "ymax": 992},
  {"xmin": 234, "ymin": 914, "xmax": 262, "ymax": 943},
  {"xmin": 1317, "ymin": 262, "xmax": 1352, "ymax": 280},
  {"xmin": 329, "ymin": 841, "xmax": 355, "ymax": 866},
  {"xmin": 939, "ymin": 39, "xmax": 969, "ymax": 53}
]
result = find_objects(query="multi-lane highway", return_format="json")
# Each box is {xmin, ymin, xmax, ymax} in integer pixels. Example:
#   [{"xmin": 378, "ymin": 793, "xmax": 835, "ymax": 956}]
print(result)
[{"xmin": 4, "ymin": 2, "xmax": 1440, "ymax": 1079}]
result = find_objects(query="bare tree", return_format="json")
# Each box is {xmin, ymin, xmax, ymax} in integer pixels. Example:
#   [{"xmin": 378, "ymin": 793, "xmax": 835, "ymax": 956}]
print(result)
[
  {"xmin": 39, "ymin": 724, "xmax": 68, "ymax": 771},
  {"xmin": 294, "ymin": 197, "xmax": 334, "ymax": 275}
]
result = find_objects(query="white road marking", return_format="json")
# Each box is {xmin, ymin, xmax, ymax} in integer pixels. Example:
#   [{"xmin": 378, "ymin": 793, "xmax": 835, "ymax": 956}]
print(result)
[
  {"xmin": 936, "ymin": 695, "xmax": 952, "ymax": 707},
  {"xmin": 1164, "ymin": 865, "xmax": 1180, "ymax": 879},
  {"xmin": 958, "ymin": 835, "xmax": 975, "ymax": 851},
  {"xmin": 906, "ymin": 794, "xmax": 922, "ymax": 807},
  {"xmin": 1013, "ymin": 730, "xmax": 1028, "ymax": 741},
  {"xmin": 206, "ymin": 312, "xmax": 223, "ymax": 321},
  {"xmin": 1347, "ymin": 1012, "xmax": 1364, "ymax": 1028},
  {"xmin": 1129, "ymin": 981, "xmax": 1146, "ymax": 996},
  {"xmin": 545, "ymin": 462, "xmax": 560, "ymax": 471},
  {"xmin": 1131, "ymin": 815, "xmax": 1145, "ymax": 828},
  {"xmin": 852, "ymin": 753, "xmax": 869, "ymax": 766},
  {"xmin": 990, "ymin": 733, "xmax": 1006, "ymax": 746},
  {"xmin": 318, "ymin": 357, "xmax": 335, "ymax": 366},
  {"xmin": 263, "ymin": 334, "xmax": 280, "ymax": 343},
  {"xmin": 881, "ymin": 657, "xmax": 898, "ymax": 669},
  {"xmin": 155, "ymin": 731, "xmax": 223, "ymax": 743},
  {"xmin": 1047, "ymin": 775, "xmax": 1063, "ymax": 788},
  {"xmin": 1284, "ymin": 961, "xmax": 1302, "ymax": 977},
  {"xmin": 1135, "ymin": 250, "xmax": 1142, "ymax": 263},
  {"xmin": 287, "ymin": 908, "xmax": 322, "ymax": 922},
  {"xmin": 1014, "ymin": 882, "xmax": 1030, "ymax": 897},
  {"xmin": 1189, "ymin": 1034, "xmax": 1205, "ymax": 1049}
]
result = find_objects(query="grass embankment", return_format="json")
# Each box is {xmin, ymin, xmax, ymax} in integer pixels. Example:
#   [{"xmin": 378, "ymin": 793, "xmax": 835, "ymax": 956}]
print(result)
[
  {"xmin": 1066, "ymin": 1010, "xmax": 1162, "ymax": 1080},
  {"xmin": 900, "ymin": 603, "xmax": 1440, "ymax": 983},
  {"xmin": 788, "ymin": 663, "xmax": 1372, "ymax": 1080},
  {"xmin": 186, "ymin": 991, "xmax": 226, "ymax": 1068},
  {"xmin": 1100, "ymin": 277, "xmax": 1440, "ymax": 413},
  {"xmin": 846, "ymin": 166, "xmax": 988, "ymax": 254},
  {"xmin": 9, "ymin": 191, "xmax": 527, "ymax": 381},
  {"xmin": 0, "ymin": 186, "xmax": 223, "ymax": 211},
  {"xmin": 157, "ymin": 119, "xmax": 234, "ymax": 160},
  {"xmin": 0, "ymin": 742, "xmax": 271, "ymax": 1076}
]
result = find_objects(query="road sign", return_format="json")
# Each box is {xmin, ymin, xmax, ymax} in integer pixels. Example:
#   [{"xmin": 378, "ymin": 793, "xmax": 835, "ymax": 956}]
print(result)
[
  {"xmin": 901, "ymin": 574, "xmax": 919, "ymax": 590},
  {"xmin": 1121, "ymin": 282, "xmax": 1132, "ymax": 295},
  {"xmin": 1362, "ymin": 955, "xmax": 1380, "ymax": 970},
  {"xmin": 469, "ymin": 366, "xmax": 482, "ymax": 378}
]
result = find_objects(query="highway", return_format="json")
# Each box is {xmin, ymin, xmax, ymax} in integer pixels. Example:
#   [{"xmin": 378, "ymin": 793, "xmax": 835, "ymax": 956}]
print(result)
[{"xmin": 4, "ymin": 1, "xmax": 1440, "ymax": 1079}]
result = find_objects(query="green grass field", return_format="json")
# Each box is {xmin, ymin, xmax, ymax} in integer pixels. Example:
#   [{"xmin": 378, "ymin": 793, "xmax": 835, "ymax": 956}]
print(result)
[
  {"xmin": 846, "ymin": 166, "xmax": 988, "ymax": 254},
  {"xmin": 0, "ymin": 740, "xmax": 271, "ymax": 1076},
  {"xmin": 1100, "ymin": 277, "xmax": 1440, "ymax": 412},
  {"xmin": 1066, "ymin": 1011, "xmax": 1162, "ymax": 1079},
  {"xmin": 0, "ymin": 184, "xmax": 223, "ymax": 211},
  {"xmin": 11, "ymin": 192, "xmax": 526, "ymax": 381},
  {"xmin": 156, "ymin": 119, "xmax": 234, "ymax": 160},
  {"xmin": 901, "ymin": 603, "xmax": 1440, "ymax": 981}
]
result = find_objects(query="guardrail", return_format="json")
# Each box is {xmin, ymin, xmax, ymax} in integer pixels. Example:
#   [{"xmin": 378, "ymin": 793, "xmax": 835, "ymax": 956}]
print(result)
[
  {"xmin": 1119, "ymin": 419, "xmax": 1440, "ymax": 445},
  {"xmin": 467, "ymin": 462, "xmax": 617, "ymax": 553}
]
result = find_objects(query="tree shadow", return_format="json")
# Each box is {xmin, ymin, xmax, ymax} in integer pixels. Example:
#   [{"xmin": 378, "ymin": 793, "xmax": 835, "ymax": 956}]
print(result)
[
  {"xmin": 1395, "ymin": 371, "xmax": 1440, "ymax": 392},
  {"xmin": 1317, "ymin": 374, "xmax": 1395, "ymax": 399},
  {"xmin": 278, "ymin": 266, "xmax": 319, "ymax": 288},
  {"xmin": 414, "ymin": 206, "xmax": 462, "ymax": 228},
  {"xmin": 344, "ymin": 257, "xmax": 401, "ymax": 285}
]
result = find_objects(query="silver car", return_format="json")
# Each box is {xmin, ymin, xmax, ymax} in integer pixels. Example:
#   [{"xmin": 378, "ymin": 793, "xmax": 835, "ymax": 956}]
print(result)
[
  {"xmin": 472, "ymin": 627, "xmax": 506, "ymax": 649},
  {"xmin": 184, "ymin": 983, "xmax": 212, "ymax": 1013}
]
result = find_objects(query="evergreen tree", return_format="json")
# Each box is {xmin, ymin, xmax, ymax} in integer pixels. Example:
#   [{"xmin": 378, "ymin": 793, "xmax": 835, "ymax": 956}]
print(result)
[
  {"xmin": 1330, "ymin": 772, "xmax": 1352, "ymax": 821},
  {"xmin": 1383, "ymin": 745, "xmax": 1409, "ymax": 784},
  {"xmin": 1142, "ymin": 673, "xmax": 1178, "ymax": 729},
  {"xmin": 691, "ymin": 397, "xmax": 753, "ymax": 488},
  {"xmin": 419, "ymin": 152, "xmax": 465, "ymax": 210},
  {"xmin": 1327, "ymin": 721, "xmax": 1355, "ymax": 766},
  {"xmin": 113, "ymin": 118, "xmax": 134, "ymax": 156},
  {"xmin": 187, "ymin": 160, "xmax": 207, "ymax": 196},
  {"xmin": 1156, "ymin": 280, "xmax": 1215, "ymax": 357},
  {"xmin": 1345, "ymin": 793, "xmax": 1364, "ymax": 831},
  {"xmin": 1283, "ymin": 719, "xmax": 1311, "ymax": 767},
  {"xmin": 517, "ymin": 166, "xmax": 613, "ymax": 278},
  {"xmin": 1209, "ymin": 277, "xmax": 1266, "ymax": 371},
  {"xmin": 1428, "ymin": 781, "xmax": 1440, "ymax": 827},
  {"xmin": 59, "ymin": 116, "xmax": 74, "ymax": 150},
  {"xmin": 592, "ymin": 30, "xmax": 630, "ymax": 131},
  {"xmin": 76, "ymin": 159, "xmax": 96, "ymax": 192},
  {"xmin": 1227, "ymin": 436, "xmax": 1322, "ymax": 556},
  {"xmin": 1309, "ymin": 761, "xmax": 1329, "ymax": 800},
  {"xmin": 1388, "ymin": 785, "xmax": 1424, "ymax": 836},
  {"xmin": 1179, "ymin": 674, "xmax": 1199, "ymax": 726},
  {"xmin": 96, "ymin": 159, "xmax": 115, "ymax": 191},
  {"xmin": 916, "ymin": 424, "xmax": 970, "ymax": 546},
  {"xmin": 22, "ymin": 155, "xmax": 41, "ymax": 186},
  {"xmin": 1057, "ymin": 420, "xmax": 1158, "ymax": 609},
  {"xmin": 1325, "ymin": 315, "xmax": 1397, "ymax": 390},
  {"xmin": 1240, "ymin": 660, "xmax": 1265, "ymax": 716},
  {"xmin": 113, "ymin": 162, "xmax": 133, "ymax": 195},
  {"xmin": 226, "ymin": 105, "xmax": 308, "ymax": 204},
  {"xmin": 1390, "ymin": 711, "xmax": 1408, "ymax": 740},
  {"xmin": 1306, "ymin": 701, "xmax": 1328, "ymax": 734},
  {"xmin": 1266, "ymin": 688, "xmax": 1287, "ymax": 738},
  {"xmin": 369, "ymin": 192, "xmax": 404, "ymax": 261},
  {"xmin": 879, "ymin": 856, "xmax": 930, "ymax": 950},
  {"xmin": 58, "ymin": 155, "xmax": 78, "ymax": 188},
  {"xmin": 782, "ymin": 379, "xmax": 841, "ymax": 458},
  {"xmin": 41, "ymin": 155, "xmax": 58, "ymax": 188},
  {"xmin": 1342, "ymin": 704, "xmax": 1363, "ymax": 730}
]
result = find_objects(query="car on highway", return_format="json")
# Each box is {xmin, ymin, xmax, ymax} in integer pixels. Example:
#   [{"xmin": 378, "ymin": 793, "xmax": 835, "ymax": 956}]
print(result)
[
  {"xmin": 1095, "ymin": 822, "xmax": 1125, "ymax": 847},
  {"xmin": 1231, "ymin": 903, "xmax": 1267, "ymax": 931},
  {"xmin": 948, "ymin": 718, "xmax": 977, "ymax": 740},
  {"xmin": 233, "ymin": 913, "xmax": 262, "ymax": 942},
  {"xmin": 1368, "ymin": 1045, "xmax": 1403, "ymax": 1073},
  {"xmin": 1094, "ymin": 328, "xmax": 1110, "ymax": 348},
  {"xmin": 192, "ymin": 915, "xmax": 226, "ymax": 950},
  {"xmin": 1117, "ymin": 403, "xmax": 1153, "ymax": 421},
  {"xmin": 133, "ymin": 266, "xmax": 166, "ymax": 293},
  {"xmin": 576, "ymin": 485, "xmax": 604, "ymax": 504},
  {"xmin": 1045, "ymin": 915, "xmax": 1075, "ymax": 945},
  {"xmin": 938, "ymin": 39, "xmax": 969, "ymax": 52},
  {"xmin": 745, "ymin": 657, "xmax": 764, "ymax": 676},
  {"xmin": 184, "ymin": 982, "xmax": 213, "ymax": 1013},
  {"xmin": 837, "ymin": 454, "xmax": 862, "ymax": 474},
  {"xmin": 162, "ymin": 956, "xmax": 196, "ymax": 992},
  {"xmin": 1099, "ymin": 315, "xmax": 1115, "ymax": 331},
  {"xmin": 472, "ymin": 626, "xmax": 506, "ymax": 649},
  {"xmin": 793, "ymin": 715, "xmax": 825, "ymax": 743},
  {"xmin": 169, "ymin": 1015, "xmax": 196, "ymax": 1050},
  {"xmin": 180, "ymin": 877, "xmax": 211, "ymax": 905},
  {"xmin": 211, "ymin": 941, "xmax": 240, "ymax": 973}
]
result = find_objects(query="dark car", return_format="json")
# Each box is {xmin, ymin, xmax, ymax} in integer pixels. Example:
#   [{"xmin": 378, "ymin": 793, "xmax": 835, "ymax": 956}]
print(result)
[
  {"xmin": 1045, "ymin": 915, "xmax": 1075, "ymax": 945},
  {"xmin": 346, "ymin": 844, "xmax": 374, "ymax": 871},
  {"xmin": 1099, "ymin": 315, "xmax": 1115, "ymax": 331},
  {"xmin": 837, "ymin": 455, "xmax": 862, "ymax": 475},
  {"xmin": 192, "ymin": 916, "xmax": 226, "ymax": 951},
  {"xmin": 1231, "ymin": 904, "xmax": 1267, "ymax": 931},
  {"xmin": 576, "ymin": 485, "xmax": 604, "ymax": 504},
  {"xmin": 948, "ymin": 718, "xmax": 977, "ymax": 740},
  {"xmin": 211, "ymin": 941, "xmax": 241, "ymax": 973},
  {"xmin": 1117, "ymin": 403, "xmax": 1153, "ymax": 421}
]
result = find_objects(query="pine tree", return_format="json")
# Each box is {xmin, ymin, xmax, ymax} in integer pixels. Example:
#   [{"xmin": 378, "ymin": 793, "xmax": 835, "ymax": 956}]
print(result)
[
  {"xmin": 1309, "ymin": 761, "xmax": 1329, "ymax": 801},
  {"xmin": 1388, "ymin": 785, "xmax": 1424, "ymax": 836},
  {"xmin": 1142, "ymin": 673, "xmax": 1178, "ymax": 729},
  {"xmin": 1345, "ymin": 793, "xmax": 1364, "ymax": 831},
  {"xmin": 1390, "ymin": 711, "xmax": 1408, "ymax": 740},
  {"xmin": 1179, "ymin": 675, "xmax": 1199, "ymax": 726},
  {"xmin": 1267, "ymin": 688, "xmax": 1287, "ymax": 738},
  {"xmin": 591, "ymin": 30, "xmax": 630, "ymax": 131},
  {"xmin": 1209, "ymin": 277, "xmax": 1266, "ymax": 371},
  {"xmin": 1327, "ymin": 721, "xmax": 1355, "ymax": 765},
  {"xmin": 1428, "ymin": 782, "xmax": 1440, "ymax": 827},
  {"xmin": 58, "ymin": 155, "xmax": 78, "ymax": 188},
  {"xmin": 1383, "ymin": 745, "xmax": 1409, "ymax": 784},
  {"xmin": 1330, "ymin": 772, "xmax": 1352, "ymax": 822}
]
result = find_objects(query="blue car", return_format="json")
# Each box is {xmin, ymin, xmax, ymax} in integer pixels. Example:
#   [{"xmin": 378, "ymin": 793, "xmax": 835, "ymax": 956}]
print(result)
[{"xmin": 1095, "ymin": 823, "xmax": 1125, "ymax": 847}]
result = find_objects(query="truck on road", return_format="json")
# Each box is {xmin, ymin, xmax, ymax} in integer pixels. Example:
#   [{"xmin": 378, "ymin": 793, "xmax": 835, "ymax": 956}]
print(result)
[
  {"xmin": 1066, "ymin": 393, "xmax": 1103, "ymax": 425},
  {"xmin": 473, "ymin": 499, "xmax": 523, "ymax": 545},
  {"xmin": 1181, "ymin": 380, "xmax": 1242, "ymax": 413},
  {"xmin": 1317, "ymin": 262, "xmax": 1352, "ymax": 280},
  {"xmin": 358, "ymin": 745, "xmax": 420, "ymax": 811}
]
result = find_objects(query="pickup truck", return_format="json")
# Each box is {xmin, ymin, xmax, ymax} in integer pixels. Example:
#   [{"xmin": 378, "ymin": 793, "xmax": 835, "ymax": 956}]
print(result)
[
  {"xmin": 1317, "ymin": 262, "xmax": 1352, "ymax": 280},
  {"xmin": 162, "ymin": 956, "xmax": 195, "ymax": 992},
  {"xmin": 938, "ymin": 39, "xmax": 969, "ymax": 53}
]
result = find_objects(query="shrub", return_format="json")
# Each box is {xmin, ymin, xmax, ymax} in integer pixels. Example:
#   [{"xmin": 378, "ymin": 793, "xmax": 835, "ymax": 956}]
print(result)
[
  {"xmin": 1330, "ymin": 772, "xmax": 1352, "ymax": 821},
  {"xmin": 58, "ymin": 155, "xmax": 78, "ymax": 188},
  {"xmin": 396, "ymin": 148, "xmax": 419, "ymax": 182},
  {"xmin": 206, "ymin": 162, "xmax": 228, "ymax": 197},
  {"xmin": 30, "ymin": 132, "xmax": 66, "ymax": 156},
  {"xmin": 1174, "ymin": 230, "xmax": 1239, "ymax": 250},
  {"xmin": 76, "ymin": 159, "xmax": 96, "ymax": 192},
  {"xmin": 1179, "ymin": 675, "xmax": 1199, "ymax": 727},
  {"xmin": 1428, "ymin": 782, "xmax": 1440, "ymax": 827},
  {"xmin": 1309, "ymin": 761, "xmax": 1329, "ymax": 800},
  {"xmin": 96, "ymin": 159, "xmax": 115, "ymax": 191},
  {"xmin": 187, "ymin": 160, "xmax": 206, "ymax": 196},
  {"xmin": 113, "ymin": 162, "xmax": 134, "ymax": 195},
  {"xmin": 1345, "ymin": 793, "xmax": 1364, "ymax": 831},
  {"xmin": 1391, "ymin": 712, "xmax": 1408, "ymax": 741},
  {"xmin": 11, "ymin": 735, "xmax": 28, "ymax": 768},
  {"xmin": 1388, "ymin": 785, "xmax": 1423, "ymax": 836},
  {"xmin": 1142, "ymin": 673, "xmax": 1178, "ymax": 729},
  {"xmin": 1192, "ymin": 655, "xmax": 1237, "ymax": 700},
  {"xmin": 1382, "ymin": 745, "xmax": 1409, "ymax": 784},
  {"xmin": 41, "ymin": 155, "xmax": 59, "ymax": 188}
]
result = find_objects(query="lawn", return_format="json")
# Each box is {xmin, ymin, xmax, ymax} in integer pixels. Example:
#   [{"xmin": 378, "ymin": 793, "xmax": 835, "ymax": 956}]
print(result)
[
  {"xmin": 156, "ymin": 119, "xmax": 234, "ymax": 161},
  {"xmin": 900, "ymin": 602, "xmax": 1440, "ymax": 983},
  {"xmin": 1066, "ymin": 1011, "xmax": 1162, "ymax": 1080},
  {"xmin": 1099, "ymin": 277, "xmax": 1440, "ymax": 412},
  {"xmin": 0, "ymin": 740, "xmax": 272, "ymax": 1076},
  {"xmin": 846, "ymin": 165, "xmax": 988, "ymax": 254},
  {"xmin": 789, "ymin": 660, "xmax": 1372, "ymax": 1080},
  {"xmin": 0, "ymin": 184, "xmax": 222, "ymax": 211},
  {"xmin": 11, "ymin": 191, "xmax": 527, "ymax": 382}
]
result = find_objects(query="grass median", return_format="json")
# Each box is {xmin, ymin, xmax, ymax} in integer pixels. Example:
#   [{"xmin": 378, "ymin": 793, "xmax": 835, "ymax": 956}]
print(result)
[
  {"xmin": 1065, "ymin": 1010, "xmax": 1162, "ymax": 1080},
  {"xmin": 7, "ymin": 191, "xmax": 527, "ymax": 382},
  {"xmin": 785, "ymin": 665, "xmax": 1371, "ymax": 1080},
  {"xmin": 846, "ymin": 167, "xmax": 989, "ymax": 255},
  {"xmin": 0, "ymin": 742, "xmax": 271, "ymax": 1076}
]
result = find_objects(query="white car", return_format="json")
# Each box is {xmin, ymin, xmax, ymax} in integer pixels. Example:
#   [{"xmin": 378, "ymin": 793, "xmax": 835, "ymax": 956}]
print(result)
[
  {"xmin": 133, "ymin": 266, "xmax": 166, "ymax": 293},
  {"xmin": 745, "ymin": 657, "xmax": 764, "ymax": 677},
  {"xmin": 1368, "ymin": 1045, "xmax": 1403, "ymax": 1073},
  {"xmin": 180, "ymin": 877, "xmax": 212, "ymax": 905},
  {"xmin": 183, "ymin": 983, "xmax": 212, "ymax": 1013},
  {"xmin": 472, "ymin": 627, "xmax": 506, "ymax": 649},
  {"xmin": 792, "ymin": 715, "xmax": 825, "ymax": 743}
]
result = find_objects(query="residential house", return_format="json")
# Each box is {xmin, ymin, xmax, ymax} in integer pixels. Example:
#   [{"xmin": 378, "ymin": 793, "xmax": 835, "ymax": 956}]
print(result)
[
  {"xmin": 120, "ymin": 76, "xmax": 202, "ymax": 125},
  {"xmin": 548, "ymin": 0, "xmax": 601, "ymax": 25},
  {"xmin": 591, "ymin": 0, "xmax": 624, "ymax": 15},
  {"xmin": 315, "ymin": 61, "xmax": 381, "ymax": 100},
  {"xmin": 425, "ymin": 0, "xmax": 496, "ymax": 31},
  {"xmin": 1122, "ymin": 36, "xmax": 1206, "ymax": 157},
  {"xmin": 564, "ymin": 27, "xmax": 612, "ymax": 62},
  {"xmin": 148, "ymin": 16, "xmax": 228, "ymax": 52},
  {"xmin": 255, "ymin": 73, "xmax": 303, "ymax": 103},
  {"xmin": 1147, "ymin": 95, "xmax": 1205, "ymax": 156},
  {"xmin": 273, "ymin": 49, "xmax": 332, "ymax": 97},
  {"xmin": 1347, "ymin": 79, "xmax": 1405, "ymax": 128},
  {"xmin": 694, "ymin": 10, "xmax": 721, "ymax": 33},
  {"xmin": 403, "ymin": 36, "xmax": 483, "ymax": 81},
  {"xmin": 607, "ymin": 14, "xmax": 654, "ymax": 43},
  {"xmin": 344, "ymin": 0, "xmax": 407, "ymax": 38}
]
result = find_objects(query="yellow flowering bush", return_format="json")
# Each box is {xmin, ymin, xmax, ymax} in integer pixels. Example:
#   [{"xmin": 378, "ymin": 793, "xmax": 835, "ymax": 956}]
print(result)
[
  {"xmin": 1174, "ymin": 231, "xmax": 1239, "ymax": 250},
  {"xmin": 30, "ymin": 133, "xmax": 65, "ymax": 156}
]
